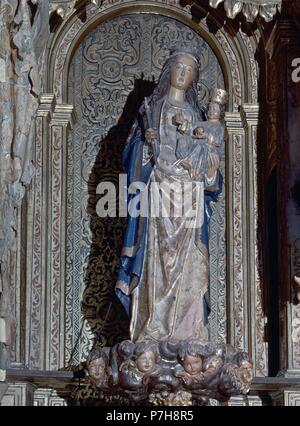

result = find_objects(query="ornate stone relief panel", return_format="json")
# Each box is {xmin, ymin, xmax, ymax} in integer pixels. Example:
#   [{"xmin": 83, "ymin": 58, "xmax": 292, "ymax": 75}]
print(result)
[
  {"xmin": 225, "ymin": 106, "xmax": 267, "ymax": 376},
  {"xmin": 66, "ymin": 13, "xmax": 225, "ymax": 365}
]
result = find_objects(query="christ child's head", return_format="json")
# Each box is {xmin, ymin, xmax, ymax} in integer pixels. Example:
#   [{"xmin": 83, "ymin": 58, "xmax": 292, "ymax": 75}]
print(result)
[{"xmin": 207, "ymin": 101, "xmax": 222, "ymax": 120}]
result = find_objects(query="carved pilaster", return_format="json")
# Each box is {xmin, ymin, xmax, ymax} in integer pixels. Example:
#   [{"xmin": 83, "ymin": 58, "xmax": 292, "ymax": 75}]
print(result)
[
  {"xmin": 26, "ymin": 95, "xmax": 55, "ymax": 369},
  {"xmin": 225, "ymin": 106, "xmax": 267, "ymax": 377},
  {"xmin": 46, "ymin": 104, "xmax": 76, "ymax": 370},
  {"xmin": 225, "ymin": 112, "xmax": 247, "ymax": 354},
  {"xmin": 241, "ymin": 104, "xmax": 268, "ymax": 377},
  {"xmin": 27, "ymin": 98, "xmax": 75, "ymax": 371}
]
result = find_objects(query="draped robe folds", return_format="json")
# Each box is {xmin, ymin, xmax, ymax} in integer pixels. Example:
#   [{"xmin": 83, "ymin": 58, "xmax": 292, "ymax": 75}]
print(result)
[{"xmin": 115, "ymin": 96, "xmax": 223, "ymax": 342}]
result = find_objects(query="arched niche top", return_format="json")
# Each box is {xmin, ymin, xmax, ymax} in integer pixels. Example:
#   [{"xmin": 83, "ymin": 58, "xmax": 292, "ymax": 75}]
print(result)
[{"xmin": 46, "ymin": 0, "xmax": 259, "ymax": 111}]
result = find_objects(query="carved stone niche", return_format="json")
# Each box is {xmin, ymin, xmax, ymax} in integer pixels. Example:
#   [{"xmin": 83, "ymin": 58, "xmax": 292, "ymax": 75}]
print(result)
[
  {"xmin": 27, "ymin": 0, "xmax": 264, "ymax": 384},
  {"xmin": 85, "ymin": 340, "xmax": 253, "ymax": 406}
]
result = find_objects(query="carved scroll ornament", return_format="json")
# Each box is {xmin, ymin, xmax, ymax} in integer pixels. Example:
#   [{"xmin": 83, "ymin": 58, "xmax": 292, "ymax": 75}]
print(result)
[
  {"xmin": 209, "ymin": 0, "xmax": 282, "ymax": 22},
  {"xmin": 49, "ymin": 1, "xmax": 281, "ymax": 23}
]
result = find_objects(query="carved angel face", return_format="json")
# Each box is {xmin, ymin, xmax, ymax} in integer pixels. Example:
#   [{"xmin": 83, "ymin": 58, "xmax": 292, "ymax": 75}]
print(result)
[
  {"xmin": 170, "ymin": 55, "xmax": 197, "ymax": 91},
  {"xmin": 238, "ymin": 360, "xmax": 253, "ymax": 384},
  {"xmin": 88, "ymin": 357, "xmax": 107, "ymax": 383},
  {"xmin": 182, "ymin": 354, "xmax": 203, "ymax": 375},
  {"xmin": 136, "ymin": 350, "xmax": 156, "ymax": 373}
]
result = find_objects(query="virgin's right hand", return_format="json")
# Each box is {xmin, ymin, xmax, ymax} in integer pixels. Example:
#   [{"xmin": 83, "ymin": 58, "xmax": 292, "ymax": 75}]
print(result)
[{"xmin": 145, "ymin": 128, "xmax": 158, "ymax": 144}]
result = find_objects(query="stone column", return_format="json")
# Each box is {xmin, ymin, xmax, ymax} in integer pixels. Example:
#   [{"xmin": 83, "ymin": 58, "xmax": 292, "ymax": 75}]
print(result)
[
  {"xmin": 46, "ymin": 104, "xmax": 76, "ymax": 370},
  {"xmin": 26, "ymin": 97, "xmax": 75, "ymax": 370},
  {"xmin": 225, "ymin": 106, "xmax": 268, "ymax": 377},
  {"xmin": 26, "ymin": 95, "xmax": 55, "ymax": 370}
]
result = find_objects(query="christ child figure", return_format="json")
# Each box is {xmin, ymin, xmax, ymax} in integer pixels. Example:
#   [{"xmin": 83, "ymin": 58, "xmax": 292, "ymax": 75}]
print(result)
[{"xmin": 193, "ymin": 88, "xmax": 227, "ymax": 150}]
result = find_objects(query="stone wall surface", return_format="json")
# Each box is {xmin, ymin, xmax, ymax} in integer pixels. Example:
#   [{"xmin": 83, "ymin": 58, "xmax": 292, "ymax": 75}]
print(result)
[{"xmin": 0, "ymin": 0, "xmax": 49, "ymax": 378}]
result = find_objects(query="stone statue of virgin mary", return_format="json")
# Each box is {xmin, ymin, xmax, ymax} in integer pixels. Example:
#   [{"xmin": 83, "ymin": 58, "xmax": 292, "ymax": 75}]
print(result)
[{"xmin": 115, "ymin": 47, "xmax": 225, "ymax": 343}]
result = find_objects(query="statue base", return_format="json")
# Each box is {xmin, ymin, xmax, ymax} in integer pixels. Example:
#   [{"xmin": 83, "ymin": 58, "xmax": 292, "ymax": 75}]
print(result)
[{"xmin": 86, "ymin": 339, "xmax": 253, "ymax": 406}]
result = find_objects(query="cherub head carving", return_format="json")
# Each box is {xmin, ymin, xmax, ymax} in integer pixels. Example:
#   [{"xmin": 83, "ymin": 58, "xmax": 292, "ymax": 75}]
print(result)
[
  {"xmin": 236, "ymin": 352, "xmax": 253, "ymax": 384},
  {"xmin": 177, "ymin": 341, "xmax": 203, "ymax": 376},
  {"xmin": 133, "ymin": 341, "xmax": 161, "ymax": 374},
  {"xmin": 86, "ymin": 347, "xmax": 111, "ymax": 389}
]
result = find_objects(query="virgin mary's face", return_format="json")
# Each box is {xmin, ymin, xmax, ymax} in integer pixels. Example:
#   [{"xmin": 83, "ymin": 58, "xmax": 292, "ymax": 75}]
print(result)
[{"xmin": 170, "ymin": 55, "xmax": 197, "ymax": 90}]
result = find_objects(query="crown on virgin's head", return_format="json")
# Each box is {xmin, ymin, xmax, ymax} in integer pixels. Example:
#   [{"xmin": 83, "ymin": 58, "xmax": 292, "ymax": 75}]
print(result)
[{"xmin": 169, "ymin": 45, "xmax": 201, "ymax": 65}]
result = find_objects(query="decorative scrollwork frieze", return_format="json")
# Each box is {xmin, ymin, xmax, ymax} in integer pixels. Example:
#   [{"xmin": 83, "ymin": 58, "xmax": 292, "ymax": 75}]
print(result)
[
  {"xmin": 209, "ymin": 0, "xmax": 281, "ymax": 22},
  {"xmin": 49, "ymin": 0, "xmax": 281, "ymax": 23}
]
